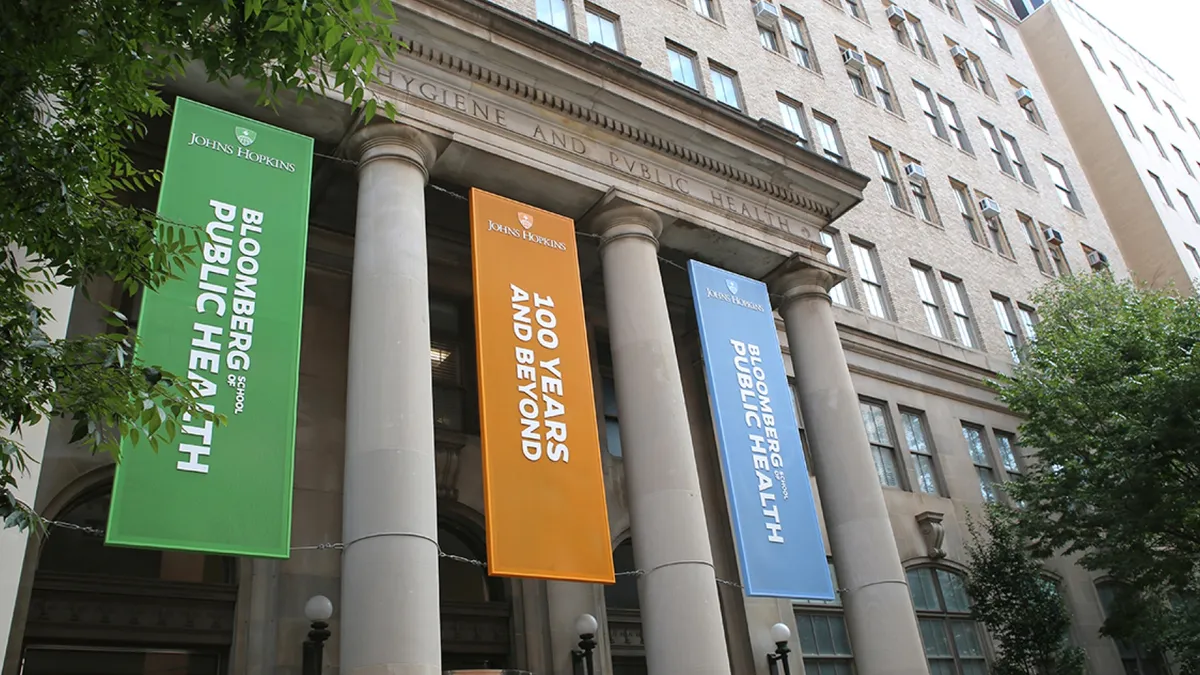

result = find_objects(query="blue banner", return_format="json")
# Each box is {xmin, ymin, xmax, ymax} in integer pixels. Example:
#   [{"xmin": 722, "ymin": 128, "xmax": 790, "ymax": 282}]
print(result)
[{"xmin": 688, "ymin": 260, "xmax": 833, "ymax": 600}]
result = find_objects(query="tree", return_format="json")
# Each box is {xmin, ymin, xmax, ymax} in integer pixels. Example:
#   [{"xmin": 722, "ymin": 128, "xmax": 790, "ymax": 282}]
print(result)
[
  {"xmin": 993, "ymin": 274, "xmax": 1200, "ymax": 671},
  {"xmin": 1, "ymin": 0, "xmax": 401, "ymax": 530},
  {"xmin": 964, "ymin": 504, "xmax": 1084, "ymax": 675}
]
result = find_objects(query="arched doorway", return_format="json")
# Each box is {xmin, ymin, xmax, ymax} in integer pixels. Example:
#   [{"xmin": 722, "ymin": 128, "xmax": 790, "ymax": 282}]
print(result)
[
  {"xmin": 20, "ymin": 486, "xmax": 238, "ymax": 675},
  {"xmin": 606, "ymin": 539, "xmax": 646, "ymax": 675},
  {"xmin": 439, "ymin": 517, "xmax": 512, "ymax": 670}
]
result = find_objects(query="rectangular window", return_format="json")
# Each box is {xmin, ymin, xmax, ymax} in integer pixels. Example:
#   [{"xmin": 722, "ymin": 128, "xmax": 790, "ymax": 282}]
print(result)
[
  {"xmin": 782, "ymin": 13, "xmax": 816, "ymax": 70},
  {"xmin": 1139, "ymin": 83, "xmax": 1160, "ymax": 112},
  {"xmin": 1044, "ymin": 157, "xmax": 1082, "ymax": 211},
  {"xmin": 1082, "ymin": 41, "xmax": 1104, "ymax": 71},
  {"xmin": 992, "ymin": 295, "xmax": 1021, "ymax": 362},
  {"xmin": 814, "ymin": 113, "xmax": 846, "ymax": 164},
  {"xmin": 981, "ymin": 120, "xmax": 1013, "ymax": 176},
  {"xmin": 969, "ymin": 54, "xmax": 994, "ymax": 97},
  {"xmin": 1116, "ymin": 107, "xmax": 1139, "ymax": 140},
  {"xmin": 1180, "ymin": 191, "xmax": 1200, "ymax": 223},
  {"xmin": 984, "ymin": 211, "xmax": 1013, "ymax": 257},
  {"xmin": 1175, "ymin": 147, "xmax": 1194, "ymax": 177},
  {"xmin": 820, "ymin": 230, "xmax": 852, "ymax": 307},
  {"xmin": 1165, "ymin": 101, "xmax": 1184, "ymax": 130},
  {"xmin": 1187, "ymin": 244, "xmax": 1200, "ymax": 270},
  {"xmin": 939, "ymin": 97, "xmax": 971, "ymax": 151},
  {"xmin": 794, "ymin": 610, "xmax": 854, "ymax": 675},
  {"xmin": 760, "ymin": 26, "xmax": 781, "ymax": 52},
  {"xmin": 994, "ymin": 431, "xmax": 1022, "ymax": 481},
  {"xmin": 860, "ymin": 400, "xmax": 902, "ymax": 488},
  {"xmin": 962, "ymin": 424, "xmax": 998, "ymax": 502},
  {"xmin": 1112, "ymin": 62, "xmax": 1132, "ymax": 92},
  {"xmin": 585, "ymin": 5, "xmax": 620, "ymax": 50},
  {"xmin": 912, "ymin": 16, "xmax": 934, "ymax": 61},
  {"xmin": 1048, "ymin": 239, "xmax": 1071, "ymax": 276},
  {"xmin": 849, "ymin": 69, "xmax": 869, "ymax": 99},
  {"xmin": 867, "ymin": 60, "xmax": 897, "ymax": 113},
  {"xmin": 908, "ymin": 170, "xmax": 935, "ymax": 223},
  {"xmin": 1017, "ymin": 305, "xmax": 1038, "ymax": 341},
  {"xmin": 978, "ymin": 10, "xmax": 1008, "ymax": 51},
  {"xmin": 1019, "ymin": 213, "xmax": 1051, "ymax": 275},
  {"xmin": 873, "ymin": 142, "xmax": 906, "ymax": 210},
  {"xmin": 942, "ymin": 275, "xmax": 976, "ymax": 348},
  {"xmin": 778, "ymin": 96, "xmax": 810, "ymax": 146},
  {"xmin": 852, "ymin": 241, "xmax": 889, "ymax": 318},
  {"xmin": 536, "ymin": 0, "xmax": 571, "ymax": 30},
  {"xmin": 952, "ymin": 181, "xmax": 982, "ymax": 244},
  {"xmin": 693, "ymin": 0, "xmax": 715, "ymax": 19},
  {"xmin": 944, "ymin": 0, "xmax": 960, "ymax": 20},
  {"xmin": 667, "ymin": 43, "xmax": 699, "ymax": 90},
  {"xmin": 912, "ymin": 264, "xmax": 947, "ymax": 339},
  {"xmin": 1149, "ymin": 171, "xmax": 1174, "ymax": 208},
  {"xmin": 902, "ymin": 410, "xmax": 941, "ymax": 495},
  {"xmin": 915, "ymin": 82, "xmax": 947, "ymax": 140},
  {"xmin": 892, "ymin": 18, "xmax": 914, "ymax": 50},
  {"xmin": 844, "ymin": 0, "xmax": 863, "ymax": 20},
  {"xmin": 709, "ymin": 62, "xmax": 741, "ymax": 109},
  {"xmin": 1145, "ymin": 126, "xmax": 1168, "ymax": 159},
  {"xmin": 1191, "ymin": 119, "xmax": 1200, "ymax": 142},
  {"xmin": 431, "ymin": 299, "xmax": 466, "ymax": 431},
  {"xmin": 1004, "ymin": 133, "xmax": 1034, "ymax": 186}
]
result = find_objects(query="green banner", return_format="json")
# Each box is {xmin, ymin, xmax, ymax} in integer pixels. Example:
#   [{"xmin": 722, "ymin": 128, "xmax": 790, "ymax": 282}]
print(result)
[{"xmin": 106, "ymin": 98, "xmax": 312, "ymax": 558}]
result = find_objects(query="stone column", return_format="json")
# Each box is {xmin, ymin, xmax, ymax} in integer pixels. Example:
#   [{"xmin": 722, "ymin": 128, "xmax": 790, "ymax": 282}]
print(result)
[
  {"xmin": 769, "ymin": 260, "xmax": 929, "ymax": 675},
  {"xmin": 341, "ymin": 124, "xmax": 441, "ymax": 675},
  {"xmin": 593, "ymin": 204, "xmax": 731, "ymax": 675}
]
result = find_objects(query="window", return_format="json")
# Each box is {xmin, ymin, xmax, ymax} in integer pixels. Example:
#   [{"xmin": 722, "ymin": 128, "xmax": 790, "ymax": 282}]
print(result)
[
  {"xmin": 1111, "ymin": 62, "xmax": 1132, "ymax": 92},
  {"xmin": 867, "ymin": 59, "xmax": 898, "ymax": 113},
  {"xmin": 892, "ymin": 16, "xmax": 914, "ymax": 50},
  {"xmin": 1139, "ymin": 83, "xmax": 1160, "ymax": 112},
  {"xmin": 709, "ymin": 62, "xmax": 741, "ymax": 109},
  {"xmin": 994, "ymin": 431, "xmax": 1022, "ymax": 481},
  {"xmin": 813, "ymin": 113, "xmax": 846, "ymax": 164},
  {"xmin": 844, "ymin": 0, "xmax": 864, "ymax": 20},
  {"xmin": 978, "ymin": 10, "xmax": 1008, "ymax": 51},
  {"xmin": 794, "ymin": 561, "xmax": 854, "ymax": 675},
  {"xmin": 1165, "ymin": 101, "xmax": 1184, "ymax": 130},
  {"xmin": 760, "ymin": 25, "xmax": 781, "ymax": 52},
  {"xmin": 1175, "ymin": 147, "xmax": 1194, "ymax": 177},
  {"xmin": 1180, "ymin": 191, "xmax": 1200, "ymax": 223},
  {"xmin": 1047, "ymin": 238, "xmax": 1072, "ymax": 276},
  {"xmin": 1003, "ymin": 133, "xmax": 1034, "ymax": 185},
  {"xmin": 983, "ymin": 209, "xmax": 1013, "ymax": 257},
  {"xmin": 909, "ymin": 568, "xmax": 989, "ymax": 675},
  {"xmin": 992, "ymin": 295, "xmax": 1021, "ymax": 362},
  {"xmin": 852, "ymin": 241, "xmax": 889, "ymax": 318},
  {"xmin": 782, "ymin": 13, "xmax": 816, "ymax": 70},
  {"xmin": 942, "ymin": 275, "xmax": 976, "ymax": 348},
  {"xmin": 1096, "ymin": 582, "xmax": 1166, "ymax": 675},
  {"xmin": 820, "ymin": 230, "xmax": 852, "ymax": 307},
  {"xmin": 1009, "ymin": 0, "xmax": 1046, "ymax": 19},
  {"xmin": 1149, "ymin": 171, "xmax": 1173, "ymax": 208},
  {"xmin": 601, "ymin": 377, "xmax": 622, "ymax": 457},
  {"xmin": 778, "ymin": 96, "xmax": 810, "ymax": 147},
  {"xmin": 1044, "ymin": 157, "xmax": 1082, "ymax": 211},
  {"xmin": 912, "ymin": 264, "xmax": 947, "ymax": 339},
  {"xmin": 962, "ymin": 424, "xmax": 998, "ymax": 502},
  {"xmin": 1081, "ymin": 41, "xmax": 1104, "ymax": 71},
  {"xmin": 1019, "ymin": 214, "xmax": 1051, "ymax": 275},
  {"xmin": 1116, "ymin": 107, "xmax": 1139, "ymax": 140},
  {"xmin": 966, "ymin": 54, "xmax": 994, "ymax": 98},
  {"xmin": 911, "ymin": 16, "xmax": 934, "ymax": 61},
  {"xmin": 1017, "ymin": 305, "xmax": 1038, "ymax": 342},
  {"xmin": 537, "ymin": 0, "xmax": 571, "ymax": 30},
  {"xmin": 939, "ymin": 97, "xmax": 971, "ymax": 151},
  {"xmin": 944, "ymin": 0, "xmax": 960, "ymax": 20},
  {"xmin": 952, "ymin": 181, "xmax": 983, "ymax": 244},
  {"xmin": 667, "ymin": 43, "xmax": 699, "ymax": 90},
  {"xmin": 981, "ymin": 120, "xmax": 1012, "ymax": 176},
  {"xmin": 902, "ymin": 410, "xmax": 941, "ymax": 495},
  {"xmin": 915, "ymin": 82, "xmax": 947, "ymax": 140},
  {"xmin": 1191, "ymin": 118, "xmax": 1200, "ymax": 142},
  {"xmin": 693, "ymin": 0, "xmax": 715, "ymax": 19},
  {"xmin": 906, "ymin": 161, "xmax": 935, "ymax": 223},
  {"xmin": 1145, "ymin": 126, "xmax": 1168, "ymax": 159},
  {"xmin": 585, "ymin": 5, "xmax": 620, "ymax": 50},
  {"xmin": 430, "ymin": 299, "xmax": 467, "ymax": 431},
  {"xmin": 873, "ymin": 142, "xmax": 906, "ymax": 209},
  {"xmin": 1019, "ymin": 97, "xmax": 1043, "ymax": 128},
  {"xmin": 860, "ymin": 400, "xmax": 901, "ymax": 488},
  {"xmin": 1188, "ymin": 244, "xmax": 1200, "ymax": 270}
]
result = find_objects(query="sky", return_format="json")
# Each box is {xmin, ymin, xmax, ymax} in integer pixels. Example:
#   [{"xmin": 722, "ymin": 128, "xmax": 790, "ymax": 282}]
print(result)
[{"xmin": 1071, "ymin": 0, "xmax": 1200, "ymax": 107}]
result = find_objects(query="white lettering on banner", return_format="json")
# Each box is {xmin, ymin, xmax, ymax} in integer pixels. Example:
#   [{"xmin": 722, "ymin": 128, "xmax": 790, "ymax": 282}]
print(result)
[
  {"xmin": 178, "ymin": 199, "xmax": 266, "ymax": 474},
  {"xmin": 511, "ymin": 284, "xmax": 570, "ymax": 464},
  {"xmin": 731, "ymin": 339, "xmax": 790, "ymax": 544}
]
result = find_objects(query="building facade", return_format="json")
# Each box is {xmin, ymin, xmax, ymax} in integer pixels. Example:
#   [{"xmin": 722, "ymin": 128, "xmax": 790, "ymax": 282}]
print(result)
[
  {"xmin": 1021, "ymin": 0, "xmax": 1200, "ymax": 292},
  {"xmin": 0, "ymin": 1, "xmax": 1144, "ymax": 675}
]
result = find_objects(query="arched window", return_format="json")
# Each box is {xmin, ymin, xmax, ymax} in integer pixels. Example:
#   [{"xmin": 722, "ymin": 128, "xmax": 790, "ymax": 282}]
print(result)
[
  {"xmin": 1095, "ymin": 581, "xmax": 1164, "ymax": 675},
  {"xmin": 907, "ymin": 567, "xmax": 988, "ymax": 675}
]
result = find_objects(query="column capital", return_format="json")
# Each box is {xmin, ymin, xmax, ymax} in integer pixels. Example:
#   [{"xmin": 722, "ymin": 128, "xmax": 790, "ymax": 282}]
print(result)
[
  {"xmin": 349, "ymin": 122, "xmax": 439, "ymax": 181},
  {"xmin": 587, "ymin": 203, "xmax": 663, "ymax": 251},
  {"xmin": 764, "ymin": 254, "xmax": 846, "ymax": 310}
]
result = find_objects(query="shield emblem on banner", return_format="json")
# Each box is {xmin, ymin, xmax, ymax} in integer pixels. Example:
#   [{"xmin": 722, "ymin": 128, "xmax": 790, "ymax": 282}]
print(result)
[
  {"xmin": 235, "ymin": 127, "xmax": 257, "ymax": 147},
  {"xmin": 518, "ymin": 212, "xmax": 534, "ymax": 230},
  {"xmin": 726, "ymin": 279, "xmax": 739, "ymax": 295}
]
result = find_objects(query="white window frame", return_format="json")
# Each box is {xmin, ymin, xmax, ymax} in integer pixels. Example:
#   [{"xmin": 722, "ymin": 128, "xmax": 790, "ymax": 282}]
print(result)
[{"xmin": 942, "ymin": 275, "xmax": 975, "ymax": 348}]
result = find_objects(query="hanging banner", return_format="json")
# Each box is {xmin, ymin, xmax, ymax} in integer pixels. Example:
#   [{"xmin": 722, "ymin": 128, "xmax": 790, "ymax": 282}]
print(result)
[
  {"xmin": 688, "ymin": 260, "xmax": 833, "ymax": 600},
  {"xmin": 106, "ymin": 98, "xmax": 312, "ymax": 558},
  {"xmin": 470, "ymin": 188, "xmax": 615, "ymax": 583}
]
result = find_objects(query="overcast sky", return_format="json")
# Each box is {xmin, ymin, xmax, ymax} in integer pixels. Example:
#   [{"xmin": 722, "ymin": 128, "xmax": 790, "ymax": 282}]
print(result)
[{"xmin": 1072, "ymin": 0, "xmax": 1200, "ymax": 107}]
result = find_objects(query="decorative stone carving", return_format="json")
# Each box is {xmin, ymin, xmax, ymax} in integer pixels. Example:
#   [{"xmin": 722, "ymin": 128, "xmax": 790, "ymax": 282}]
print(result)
[{"xmin": 916, "ymin": 511, "xmax": 947, "ymax": 560}]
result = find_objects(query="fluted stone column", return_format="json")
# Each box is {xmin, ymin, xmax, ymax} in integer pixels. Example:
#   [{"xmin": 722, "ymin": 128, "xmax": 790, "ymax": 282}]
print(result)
[
  {"xmin": 769, "ymin": 260, "xmax": 929, "ymax": 675},
  {"xmin": 341, "ymin": 124, "xmax": 441, "ymax": 675},
  {"xmin": 594, "ymin": 204, "xmax": 731, "ymax": 675}
]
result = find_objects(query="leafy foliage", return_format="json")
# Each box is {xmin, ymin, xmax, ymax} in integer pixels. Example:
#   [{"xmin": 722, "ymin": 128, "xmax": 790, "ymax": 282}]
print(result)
[
  {"xmin": 0, "ymin": 0, "xmax": 400, "ymax": 530},
  {"xmin": 992, "ymin": 274, "xmax": 1200, "ymax": 671},
  {"xmin": 964, "ymin": 505, "xmax": 1084, "ymax": 675}
]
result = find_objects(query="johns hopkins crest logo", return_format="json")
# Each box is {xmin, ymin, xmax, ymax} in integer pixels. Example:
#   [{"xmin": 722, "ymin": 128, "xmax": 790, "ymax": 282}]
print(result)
[
  {"xmin": 726, "ymin": 279, "xmax": 739, "ymax": 295},
  {"xmin": 235, "ymin": 127, "xmax": 257, "ymax": 147},
  {"xmin": 518, "ymin": 212, "xmax": 534, "ymax": 230}
]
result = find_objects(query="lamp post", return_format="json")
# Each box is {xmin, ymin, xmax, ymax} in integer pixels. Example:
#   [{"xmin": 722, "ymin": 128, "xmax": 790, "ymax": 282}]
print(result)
[
  {"xmin": 766, "ymin": 622, "xmax": 793, "ymax": 675},
  {"xmin": 302, "ymin": 595, "xmax": 334, "ymax": 675},
  {"xmin": 570, "ymin": 613, "xmax": 598, "ymax": 675}
]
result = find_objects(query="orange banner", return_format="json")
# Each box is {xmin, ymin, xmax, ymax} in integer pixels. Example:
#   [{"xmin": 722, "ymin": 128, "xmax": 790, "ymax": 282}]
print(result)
[{"xmin": 469, "ymin": 188, "xmax": 615, "ymax": 583}]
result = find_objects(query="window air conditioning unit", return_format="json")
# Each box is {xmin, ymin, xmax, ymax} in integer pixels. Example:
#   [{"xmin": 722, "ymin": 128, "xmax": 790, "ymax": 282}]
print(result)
[
  {"xmin": 754, "ymin": 1, "xmax": 780, "ymax": 25},
  {"xmin": 843, "ymin": 49, "xmax": 867, "ymax": 71},
  {"xmin": 1016, "ymin": 87, "xmax": 1035, "ymax": 106},
  {"xmin": 886, "ymin": 5, "xmax": 907, "ymax": 25},
  {"xmin": 978, "ymin": 197, "xmax": 1001, "ymax": 218},
  {"xmin": 1087, "ymin": 250, "xmax": 1110, "ymax": 269},
  {"xmin": 950, "ymin": 45, "xmax": 969, "ymax": 64},
  {"xmin": 1043, "ymin": 227, "xmax": 1065, "ymax": 245},
  {"xmin": 903, "ymin": 163, "xmax": 927, "ymax": 182}
]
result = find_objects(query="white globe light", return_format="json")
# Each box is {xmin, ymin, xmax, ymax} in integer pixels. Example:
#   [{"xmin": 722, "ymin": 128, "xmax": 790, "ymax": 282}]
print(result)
[
  {"xmin": 769, "ymin": 622, "xmax": 791, "ymax": 644},
  {"xmin": 575, "ymin": 613, "xmax": 599, "ymax": 635},
  {"xmin": 305, "ymin": 595, "xmax": 334, "ymax": 622}
]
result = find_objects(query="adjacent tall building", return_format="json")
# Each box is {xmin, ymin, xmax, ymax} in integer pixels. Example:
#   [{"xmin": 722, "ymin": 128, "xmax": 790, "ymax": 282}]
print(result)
[
  {"xmin": 0, "ymin": 1, "xmax": 1152, "ymax": 675},
  {"xmin": 1021, "ymin": 0, "xmax": 1200, "ymax": 291}
]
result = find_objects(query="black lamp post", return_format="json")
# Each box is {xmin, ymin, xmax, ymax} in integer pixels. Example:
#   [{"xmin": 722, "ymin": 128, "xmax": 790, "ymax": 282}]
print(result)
[
  {"xmin": 766, "ymin": 622, "xmax": 793, "ymax": 675},
  {"xmin": 570, "ymin": 613, "xmax": 598, "ymax": 675},
  {"xmin": 302, "ymin": 595, "xmax": 334, "ymax": 675}
]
